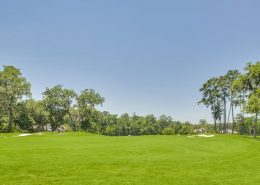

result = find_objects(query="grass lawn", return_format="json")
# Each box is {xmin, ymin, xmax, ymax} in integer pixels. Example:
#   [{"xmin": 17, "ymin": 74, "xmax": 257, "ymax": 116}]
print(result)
[{"xmin": 0, "ymin": 133, "xmax": 260, "ymax": 185}]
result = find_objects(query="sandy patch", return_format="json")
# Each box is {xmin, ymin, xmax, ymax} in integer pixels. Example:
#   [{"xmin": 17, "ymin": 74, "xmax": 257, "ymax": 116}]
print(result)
[
  {"xmin": 18, "ymin": 133, "xmax": 32, "ymax": 137},
  {"xmin": 198, "ymin": 134, "xmax": 215, "ymax": 138},
  {"xmin": 188, "ymin": 134, "xmax": 215, "ymax": 138}
]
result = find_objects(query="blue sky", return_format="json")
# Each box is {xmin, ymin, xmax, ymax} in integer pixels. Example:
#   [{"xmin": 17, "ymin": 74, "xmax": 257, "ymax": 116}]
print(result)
[{"xmin": 0, "ymin": 0, "xmax": 260, "ymax": 123}]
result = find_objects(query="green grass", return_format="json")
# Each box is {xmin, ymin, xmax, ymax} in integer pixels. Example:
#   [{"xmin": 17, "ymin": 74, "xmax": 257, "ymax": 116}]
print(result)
[{"xmin": 0, "ymin": 133, "xmax": 260, "ymax": 185}]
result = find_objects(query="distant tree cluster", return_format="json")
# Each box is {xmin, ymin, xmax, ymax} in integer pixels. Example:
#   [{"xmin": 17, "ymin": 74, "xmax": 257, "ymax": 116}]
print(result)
[
  {"xmin": 0, "ymin": 65, "xmax": 214, "ymax": 135},
  {"xmin": 1, "ymin": 63, "xmax": 258, "ymax": 137},
  {"xmin": 199, "ymin": 62, "xmax": 260, "ymax": 138}
]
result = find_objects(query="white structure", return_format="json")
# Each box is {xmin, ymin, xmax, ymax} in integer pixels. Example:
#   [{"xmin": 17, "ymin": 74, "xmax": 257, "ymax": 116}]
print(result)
[
  {"xmin": 194, "ymin": 128, "xmax": 207, "ymax": 134},
  {"xmin": 220, "ymin": 129, "xmax": 238, "ymax": 134}
]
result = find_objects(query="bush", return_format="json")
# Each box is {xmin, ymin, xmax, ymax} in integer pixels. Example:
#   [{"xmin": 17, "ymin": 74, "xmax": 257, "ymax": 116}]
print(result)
[
  {"xmin": 0, "ymin": 115, "xmax": 10, "ymax": 132},
  {"xmin": 63, "ymin": 124, "xmax": 73, "ymax": 132},
  {"xmin": 104, "ymin": 125, "xmax": 119, "ymax": 136},
  {"xmin": 162, "ymin": 128, "xmax": 174, "ymax": 135}
]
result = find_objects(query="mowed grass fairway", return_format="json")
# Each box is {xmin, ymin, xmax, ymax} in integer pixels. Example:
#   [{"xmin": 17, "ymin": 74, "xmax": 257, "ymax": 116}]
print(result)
[{"xmin": 0, "ymin": 133, "xmax": 260, "ymax": 185}]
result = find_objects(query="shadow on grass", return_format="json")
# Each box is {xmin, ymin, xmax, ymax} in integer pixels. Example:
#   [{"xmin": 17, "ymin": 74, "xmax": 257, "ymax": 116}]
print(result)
[{"xmin": 241, "ymin": 135, "xmax": 260, "ymax": 141}]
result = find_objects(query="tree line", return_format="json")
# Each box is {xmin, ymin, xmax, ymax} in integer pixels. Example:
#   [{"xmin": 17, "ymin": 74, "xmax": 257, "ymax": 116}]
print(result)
[
  {"xmin": 0, "ymin": 65, "xmax": 214, "ymax": 135},
  {"xmin": 0, "ymin": 63, "xmax": 259, "ymax": 137},
  {"xmin": 199, "ymin": 62, "xmax": 260, "ymax": 138}
]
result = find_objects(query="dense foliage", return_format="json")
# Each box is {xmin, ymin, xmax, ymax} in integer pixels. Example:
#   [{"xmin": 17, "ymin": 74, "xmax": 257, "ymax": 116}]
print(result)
[
  {"xmin": 0, "ymin": 63, "xmax": 259, "ymax": 137},
  {"xmin": 199, "ymin": 62, "xmax": 260, "ymax": 138}
]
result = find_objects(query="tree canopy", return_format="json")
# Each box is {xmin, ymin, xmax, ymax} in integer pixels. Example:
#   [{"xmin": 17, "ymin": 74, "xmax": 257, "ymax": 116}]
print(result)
[{"xmin": 0, "ymin": 63, "xmax": 259, "ymax": 138}]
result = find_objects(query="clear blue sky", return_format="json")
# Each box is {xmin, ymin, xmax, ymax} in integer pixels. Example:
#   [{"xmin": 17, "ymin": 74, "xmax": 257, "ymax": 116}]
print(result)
[{"xmin": 0, "ymin": 0, "xmax": 260, "ymax": 123}]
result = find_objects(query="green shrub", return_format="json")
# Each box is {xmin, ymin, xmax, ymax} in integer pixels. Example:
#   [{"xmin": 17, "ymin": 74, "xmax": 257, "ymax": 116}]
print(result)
[{"xmin": 162, "ymin": 128, "xmax": 174, "ymax": 135}]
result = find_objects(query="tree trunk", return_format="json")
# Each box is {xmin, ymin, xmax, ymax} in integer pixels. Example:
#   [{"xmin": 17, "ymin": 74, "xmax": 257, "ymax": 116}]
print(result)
[
  {"xmin": 230, "ymin": 93, "xmax": 235, "ymax": 134},
  {"xmin": 238, "ymin": 92, "xmax": 245, "ymax": 134},
  {"xmin": 214, "ymin": 118, "xmax": 217, "ymax": 132},
  {"xmin": 227, "ymin": 103, "xmax": 232, "ymax": 131},
  {"xmin": 219, "ymin": 119, "xmax": 222, "ymax": 134},
  {"xmin": 224, "ymin": 96, "xmax": 227, "ymax": 134},
  {"xmin": 231, "ymin": 96, "xmax": 235, "ymax": 134},
  {"xmin": 254, "ymin": 113, "xmax": 258, "ymax": 139},
  {"xmin": 9, "ymin": 106, "xmax": 13, "ymax": 132}
]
